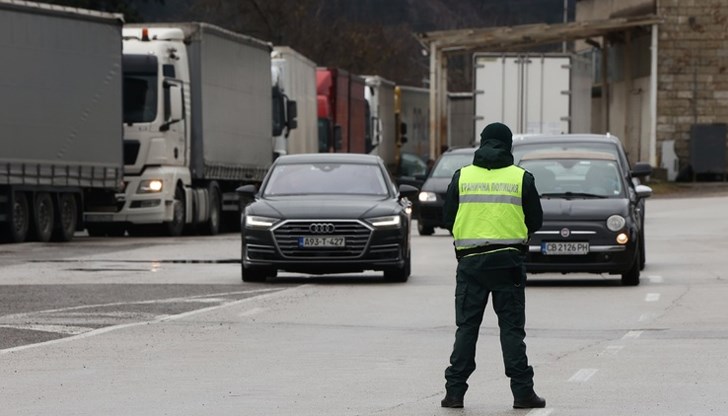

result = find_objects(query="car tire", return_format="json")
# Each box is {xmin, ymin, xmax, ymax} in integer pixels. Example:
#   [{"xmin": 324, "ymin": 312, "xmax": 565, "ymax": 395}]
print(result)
[
  {"xmin": 241, "ymin": 265, "xmax": 276, "ymax": 282},
  {"xmin": 241, "ymin": 244, "xmax": 276, "ymax": 282},
  {"xmin": 639, "ymin": 230, "xmax": 646, "ymax": 271},
  {"xmin": 417, "ymin": 220, "xmax": 434, "ymax": 236},
  {"xmin": 384, "ymin": 250, "xmax": 411, "ymax": 282},
  {"xmin": 621, "ymin": 246, "xmax": 641, "ymax": 286}
]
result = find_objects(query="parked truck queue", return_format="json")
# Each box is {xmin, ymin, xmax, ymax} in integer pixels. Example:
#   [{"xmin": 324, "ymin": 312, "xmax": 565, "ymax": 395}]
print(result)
[{"xmin": 0, "ymin": 0, "xmax": 444, "ymax": 244}]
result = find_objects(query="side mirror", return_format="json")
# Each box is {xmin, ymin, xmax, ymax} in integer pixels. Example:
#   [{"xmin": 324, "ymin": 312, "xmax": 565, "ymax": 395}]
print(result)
[
  {"xmin": 399, "ymin": 122, "xmax": 408, "ymax": 144},
  {"xmin": 635, "ymin": 184, "xmax": 652, "ymax": 199},
  {"xmin": 631, "ymin": 162, "xmax": 652, "ymax": 178},
  {"xmin": 398, "ymin": 183, "xmax": 420, "ymax": 200},
  {"xmin": 162, "ymin": 81, "xmax": 183, "ymax": 130},
  {"xmin": 236, "ymin": 184, "xmax": 258, "ymax": 198},
  {"xmin": 286, "ymin": 100, "xmax": 298, "ymax": 132}
]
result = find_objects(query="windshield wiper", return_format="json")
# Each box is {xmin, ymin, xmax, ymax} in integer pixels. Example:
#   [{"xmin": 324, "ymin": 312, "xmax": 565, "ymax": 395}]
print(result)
[{"xmin": 541, "ymin": 192, "xmax": 607, "ymax": 199}]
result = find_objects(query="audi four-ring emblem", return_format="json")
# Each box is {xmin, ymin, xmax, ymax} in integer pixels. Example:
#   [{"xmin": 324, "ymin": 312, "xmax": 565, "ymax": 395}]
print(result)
[{"xmin": 309, "ymin": 223, "xmax": 335, "ymax": 234}]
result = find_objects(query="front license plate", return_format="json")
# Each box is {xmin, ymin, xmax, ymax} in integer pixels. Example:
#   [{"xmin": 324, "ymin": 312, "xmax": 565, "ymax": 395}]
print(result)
[
  {"xmin": 299, "ymin": 236, "xmax": 345, "ymax": 248},
  {"xmin": 542, "ymin": 242, "xmax": 589, "ymax": 255}
]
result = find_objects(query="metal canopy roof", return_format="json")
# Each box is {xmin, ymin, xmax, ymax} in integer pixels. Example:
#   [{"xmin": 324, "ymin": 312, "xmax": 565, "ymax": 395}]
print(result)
[{"xmin": 418, "ymin": 14, "xmax": 662, "ymax": 52}]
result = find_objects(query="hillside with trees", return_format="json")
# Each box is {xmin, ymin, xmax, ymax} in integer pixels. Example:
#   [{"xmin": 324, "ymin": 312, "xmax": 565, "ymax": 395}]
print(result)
[{"xmin": 38, "ymin": 0, "xmax": 574, "ymax": 88}]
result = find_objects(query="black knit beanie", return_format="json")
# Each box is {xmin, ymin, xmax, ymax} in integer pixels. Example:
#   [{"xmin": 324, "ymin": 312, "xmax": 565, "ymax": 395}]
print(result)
[{"xmin": 480, "ymin": 122, "xmax": 513, "ymax": 148}]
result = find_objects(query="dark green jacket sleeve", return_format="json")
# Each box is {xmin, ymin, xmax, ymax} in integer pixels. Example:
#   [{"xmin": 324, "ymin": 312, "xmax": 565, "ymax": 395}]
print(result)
[
  {"xmin": 522, "ymin": 171, "xmax": 543, "ymax": 236},
  {"xmin": 442, "ymin": 169, "xmax": 461, "ymax": 232}
]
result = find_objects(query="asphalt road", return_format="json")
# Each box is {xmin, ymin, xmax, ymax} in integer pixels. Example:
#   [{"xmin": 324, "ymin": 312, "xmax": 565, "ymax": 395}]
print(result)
[{"xmin": 1, "ymin": 193, "xmax": 727, "ymax": 415}]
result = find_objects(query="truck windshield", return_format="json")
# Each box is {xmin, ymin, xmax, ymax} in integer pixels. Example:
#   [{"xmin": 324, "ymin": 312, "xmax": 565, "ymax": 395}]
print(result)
[{"xmin": 123, "ymin": 55, "xmax": 158, "ymax": 124}]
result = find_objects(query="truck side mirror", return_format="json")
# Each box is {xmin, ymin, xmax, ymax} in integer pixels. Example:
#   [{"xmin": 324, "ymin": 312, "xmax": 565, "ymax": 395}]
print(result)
[
  {"xmin": 161, "ymin": 81, "xmax": 183, "ymax": 131},
  {"xmin": 272, "ymin": 87, "xmax": 285, "ymax": 137},
  {"xmin": 631, "ymin": 162, "xmax": 652, "ymax": 178},
  {"xmin": 400, "ymin": 122, "xmax": 408, "ymax": 144},
  {"xmin": 286, "ymin": 100, "xmax": 298, "ymax": 134}
]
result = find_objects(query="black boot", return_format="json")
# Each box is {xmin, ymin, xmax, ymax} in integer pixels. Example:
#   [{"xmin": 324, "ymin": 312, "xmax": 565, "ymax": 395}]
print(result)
[
  {"xmin": 513, "ymin": 392, "xmax": 546, "ymax": 409},
  {"xmin": 441, "ymin": 395, "xmax": 464, "ymax": 408}
]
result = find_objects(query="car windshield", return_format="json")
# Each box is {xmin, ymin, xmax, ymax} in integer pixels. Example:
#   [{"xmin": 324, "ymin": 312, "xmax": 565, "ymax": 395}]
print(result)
[
  {"xmin": 520, "ymin": 158, "xmax": 624, "ymax": 198},
  {"xmin": 263, "ymin": 162, "xmax": 389, "ymax": 196},
  {"xmin": 430, "ymin": 153, "xmax": 473, "ymax": 178}
]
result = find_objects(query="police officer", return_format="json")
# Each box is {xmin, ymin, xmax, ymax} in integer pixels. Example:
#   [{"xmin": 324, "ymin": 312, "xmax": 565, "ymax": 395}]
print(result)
[{"xmin": 440, "ymin": 122, "xmax": 545, "ymax": 409}]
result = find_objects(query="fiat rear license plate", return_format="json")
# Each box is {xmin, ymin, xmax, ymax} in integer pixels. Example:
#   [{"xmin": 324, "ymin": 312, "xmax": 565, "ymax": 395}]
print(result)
[
  {"xmin": 542, "ymin": 242, "xmax": 589, "ymax": 255},
  {"xmin": 299, "ymin": 236, "xmax": 345, "ymax": 248}
]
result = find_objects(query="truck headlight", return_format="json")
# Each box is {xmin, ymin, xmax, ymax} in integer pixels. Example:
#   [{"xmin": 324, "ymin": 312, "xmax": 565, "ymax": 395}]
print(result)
[
  {"xmin": 138, "ymin": 179, "xmax": 163, "ymax": 193},
  {"xmin": 419, "ymin": 191, "xmax": 437, "ymax": 202},
  {"xmin": 245, "ymin": 215, "xmax": 278, "ymax": 230},
  {"xmin": 367, "ymin": 215, "xmax": 401, "ymax": 228}
]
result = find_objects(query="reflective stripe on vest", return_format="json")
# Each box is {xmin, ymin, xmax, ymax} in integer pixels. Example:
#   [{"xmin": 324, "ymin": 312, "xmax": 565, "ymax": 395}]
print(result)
[{"xmin": 453, "ymin": 164, "xmax": 528, "ymax": 250}]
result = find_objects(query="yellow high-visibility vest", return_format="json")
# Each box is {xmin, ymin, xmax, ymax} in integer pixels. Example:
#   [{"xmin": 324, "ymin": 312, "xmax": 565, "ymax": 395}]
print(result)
[{"xmin": 453, "ymin": 164, "xmax": 528, "ymax": 251}]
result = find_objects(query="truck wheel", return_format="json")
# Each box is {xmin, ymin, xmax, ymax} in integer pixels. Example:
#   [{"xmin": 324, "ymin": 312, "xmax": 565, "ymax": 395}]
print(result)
[
  {"xmin": 164, "ymin": 186, "xmax": 185, "ymax": 237},
  {"xmin": 52, "ymin": 193, "xmax": 77, "ymax": 242},
  {"xmin": 32, "ymin": 192, "xmax": 55, "ymax": 242},
  {"xmin": 4, "ymin": 191, "xmax": 30, "ymax": 243},
  {"xmin": 203, "ymin": 184, "xmax": 221, "ymax": 235}
]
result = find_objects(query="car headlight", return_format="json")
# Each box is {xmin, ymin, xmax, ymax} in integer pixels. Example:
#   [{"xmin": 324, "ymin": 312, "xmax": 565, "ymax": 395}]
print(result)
[
  {"xmin": 245, "ymin": 215, "xmax": 278, "ymax": 229},
  {"xmin": 367, "ymin": 215, "xmax": 401, "ymax": 228},
  {"xmin": 419, "ymin": 191, "xmax": 437, "ymax": 202},
  {"xmin": 606, "ymin": 215, "xmax": 626, "ymax": 231},
  {"xmin": 137, "ymin": 179, "xmax": 163, "ymax": 193}
]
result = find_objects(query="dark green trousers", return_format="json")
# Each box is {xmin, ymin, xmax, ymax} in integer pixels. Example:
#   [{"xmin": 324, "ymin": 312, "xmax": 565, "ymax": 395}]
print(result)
[{"xmin": 444, "ymin": 253, "xmax": 535, "ymax": 399}]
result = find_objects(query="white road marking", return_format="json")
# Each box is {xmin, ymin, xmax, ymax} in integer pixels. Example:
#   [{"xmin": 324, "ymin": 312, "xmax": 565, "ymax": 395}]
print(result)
[
  {"xmin": 647, "ymin": 275, "xmax": 664, "ymax": 283},
  {"xmin": 568, "ymin": 368, "xmax": 598, "ymax": 382},
  {"xmin": 600, "ymin": 345, "xmax": 624, "ymax": 356},
  {"xmin": 0, "ymin": 286, "xmax": 304, "ymax": 355},
  {"xmin": 645, "ymin": 293, "xmax": 661, "ymax": 302},
  {"xmin": 639, "ymin": 312, "xmax": 659, "ymax": 322},
  {"xmin": 622, "ymin": 330, "xmax": 643, "ymax": 340},
  {"xmin": 526, "ymin": 409, "xmax": 554, "ymax": 416},
  {"xmin": 239, "ymin": 307, "xmax": 265, "ymax": 317}
]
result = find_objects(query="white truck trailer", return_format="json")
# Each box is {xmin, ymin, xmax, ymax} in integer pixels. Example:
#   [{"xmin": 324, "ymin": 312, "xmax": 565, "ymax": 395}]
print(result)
[
  {"xmin": 271, "ymin": 46, "xmax": 318, "ymax": 157},
  {"xmin": 0, "ymin": 0, "xmax": 124, "ymax": 243},
  {"xmin": 363, "ymin": 76, "xmax": 396, "ymax": 171},
  {"xmin": 473, "ymin": 53, "xmax": 592, "ymax": 139},
  {"xmin": 85, "ymin": 23, "xmax": 273, "ymax": 236}
]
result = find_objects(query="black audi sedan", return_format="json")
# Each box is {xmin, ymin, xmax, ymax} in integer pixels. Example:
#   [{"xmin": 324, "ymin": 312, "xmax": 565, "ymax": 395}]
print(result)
[
  {"xmin": 237, "ymin": 153, "xmax": 419, "ymax": 282},
  {"xmin": 518, "ymin": 150, "xmax": 652, "ymax": 286}
]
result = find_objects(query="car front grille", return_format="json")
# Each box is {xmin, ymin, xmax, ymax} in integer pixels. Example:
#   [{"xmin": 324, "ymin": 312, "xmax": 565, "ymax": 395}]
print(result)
[{"xmin": 272, "ymin": 220, "xmax": 372, "ymax": 259}]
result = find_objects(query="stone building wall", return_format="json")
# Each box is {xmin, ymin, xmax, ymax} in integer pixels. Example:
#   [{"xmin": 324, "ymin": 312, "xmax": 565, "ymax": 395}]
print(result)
[{"xmin": 657, "ymin": 0, "xmax": 728, "ymax": 175}]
